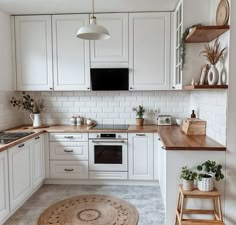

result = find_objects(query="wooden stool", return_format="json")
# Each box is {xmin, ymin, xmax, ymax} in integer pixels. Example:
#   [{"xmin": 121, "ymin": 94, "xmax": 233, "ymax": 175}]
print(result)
[{"xmin": 175, "ymin": 185, "xmax": 224, "ymax": 225}]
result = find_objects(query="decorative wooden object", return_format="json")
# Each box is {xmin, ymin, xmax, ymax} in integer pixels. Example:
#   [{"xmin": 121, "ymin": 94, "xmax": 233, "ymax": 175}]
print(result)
[
  {"xmin": 175, "ymin": 185, "xmax": 224, "ymax": 225},
  {"xmin": 184, "ymin": 85, "xmax": 228, "ymax": 90},
  {"xmin": 182, "ymin": 119, "xmax": 206, "ymax": 136},
  {"xmin": 38, "ymin": 195, "xmax": 139, "ymax": 225},
  {"xmin": 185, "ymin": 25, "xmax": 230, "ymax": 43}
]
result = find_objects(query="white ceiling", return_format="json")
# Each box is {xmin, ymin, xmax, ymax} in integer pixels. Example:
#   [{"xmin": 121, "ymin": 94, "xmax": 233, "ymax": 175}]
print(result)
[{"xmin": 0, "ymin": 0, "xmax": 179, "ymax": 15}]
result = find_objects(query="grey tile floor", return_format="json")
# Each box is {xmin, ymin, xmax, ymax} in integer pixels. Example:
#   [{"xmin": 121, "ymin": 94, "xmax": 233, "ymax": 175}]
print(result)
[{"xmin": 4, "ymin": 185, "xmax": 165, "ymax": 225}]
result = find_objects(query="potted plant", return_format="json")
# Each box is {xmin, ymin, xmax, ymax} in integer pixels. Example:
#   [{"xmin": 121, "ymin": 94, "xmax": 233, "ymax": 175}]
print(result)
[
  {"xmin": 197, "ymin": 160, "xmax": 224, "ymax": 192},
  {"xmin": 10, "ymin": 92, "xmax": 45, "ymax": 127},
  {"xmin": 201, "ymin": 39, "xmax": 226, "ymax": 85},
  {"xmin": 180, "ymin": 166, "xmax": 197, "ymax": 191},
  {"xmin": 132, "ymin": 105, "xmax": 146, "ymax": 126}
]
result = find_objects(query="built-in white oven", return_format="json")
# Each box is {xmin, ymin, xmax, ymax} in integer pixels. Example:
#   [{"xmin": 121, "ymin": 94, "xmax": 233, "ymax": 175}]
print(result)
[{"xmin": 89, "ymin": 133, "xmax": 128, "ymax": 172}]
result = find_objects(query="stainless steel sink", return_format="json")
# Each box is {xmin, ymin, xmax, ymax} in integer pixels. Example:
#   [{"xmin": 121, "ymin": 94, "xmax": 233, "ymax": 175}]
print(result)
[{"xmin": 0, "ymin": 132, "xmax": 35, "ymax": 144}]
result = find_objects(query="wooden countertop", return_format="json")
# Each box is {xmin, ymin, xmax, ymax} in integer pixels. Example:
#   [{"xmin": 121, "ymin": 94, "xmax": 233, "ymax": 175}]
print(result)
[
  {"xmin": 0, "ymin": 125, "xmax": 226, "ymax": 152},
  {"xmin": 156, "ymin": 126, "xmax": 226, "ymax": 151}
]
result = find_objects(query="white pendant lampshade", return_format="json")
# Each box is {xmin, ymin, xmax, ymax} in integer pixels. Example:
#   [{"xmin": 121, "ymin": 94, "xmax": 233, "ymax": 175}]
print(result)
[
  {"xmin": 77, "ymin": 17, "xmax": 110, "ymax": 40},
  {"xmin": 77, "ymin": 0, "xmax": 110, "ymax": 40}
]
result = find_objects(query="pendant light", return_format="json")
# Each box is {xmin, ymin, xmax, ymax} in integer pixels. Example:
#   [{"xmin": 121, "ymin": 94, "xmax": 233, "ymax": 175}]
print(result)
[{"xmin": 77, "ymin": 0, "xmax": 110, "ymax": 40}]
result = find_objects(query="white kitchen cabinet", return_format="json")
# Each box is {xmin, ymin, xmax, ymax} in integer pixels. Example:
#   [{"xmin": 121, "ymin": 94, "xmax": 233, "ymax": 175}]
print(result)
[
  {"xmin": 32, "ymin": 135, "xmax": 45, "ymax": 188},
  {"xmin": 157, "ymin": 135, "xmax": 166, "ymax": 206},
  {"xmin": 50, "ymin": 161, "xmax": 88, "ymax": 179},
  {"xmin": 129, "ymin": 13, "xmax": 171, "ymax": 90},
  {"xmin": 15, "ymin": 15, "xmax": 53, "ymax": 91},
  {"xmin": 128, "ymin": 133, "xmax": 154, "ymax": 180},
  {"xmin": 172, "ymin": 0, "xmax": 183, "ymax": 90},
  {"xmin": 8, "ymin": 141, "xmax": 32, "ymax": 211},
  {"xmin": 52, "ymin": 14, "xmax": 90, "ymax": 91},
  {"xmin": 91, "ymin": 13, "xmax": 128, "ymax": 65},
  {"xmin": 50, "ymin": 141, "xmax": 88, "ymax": 161},
  {"xmin": 0, "ymin": 151, "xmax": 9, "ymax": 224}
]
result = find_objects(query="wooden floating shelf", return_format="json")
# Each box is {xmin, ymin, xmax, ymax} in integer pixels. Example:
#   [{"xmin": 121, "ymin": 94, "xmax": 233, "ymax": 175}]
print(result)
[
  {"xmin": 185, "ymin": 25, "xmax": 230, "ymax": 43},
  {"xmin": 184, "ymin": 85, "xmax": 228, "ymax": 90}
]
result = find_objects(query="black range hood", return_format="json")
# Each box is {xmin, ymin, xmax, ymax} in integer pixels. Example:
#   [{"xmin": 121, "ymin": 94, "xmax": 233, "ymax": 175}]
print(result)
[{"xmin": 91, "ymin": 68, "xmax": 129, "ymax": 91}]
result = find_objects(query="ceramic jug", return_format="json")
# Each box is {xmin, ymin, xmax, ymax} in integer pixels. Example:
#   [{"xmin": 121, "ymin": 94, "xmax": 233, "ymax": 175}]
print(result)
[{"xmin": 30, "ymin": 113, "xmax": 42, "ymax": 127}]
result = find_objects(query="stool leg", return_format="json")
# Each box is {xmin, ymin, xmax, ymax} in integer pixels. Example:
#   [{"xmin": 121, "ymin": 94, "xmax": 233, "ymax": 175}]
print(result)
[
  {"xmin": 180, "ymin": 193, "xmax": 185, "ymax": 221},
  {"xmin": 217, "ymin": 196, "xmax": 223, "ymax": 221},
  {"xmin": 212, "ymin": 198, "xmax": 218, "ymax": 220},
  {"xmin": 175, "ymin": 191, "xmax": 181, "ymax": 225}
]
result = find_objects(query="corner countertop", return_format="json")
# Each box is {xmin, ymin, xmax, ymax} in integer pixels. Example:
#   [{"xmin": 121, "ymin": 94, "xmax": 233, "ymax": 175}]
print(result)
[{"xmin": 0, "ymin": 124, "xmax": 226, "ymax": 152}]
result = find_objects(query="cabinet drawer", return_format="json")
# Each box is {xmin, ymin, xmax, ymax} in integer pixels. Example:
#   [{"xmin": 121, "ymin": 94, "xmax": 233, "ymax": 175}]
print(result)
[
  {"xmin": 50, "ymin": 161, "xmax": 88, "ymax": 179},
  {"xmin": 50, "ymin": 142, "xmax": 88, "ymax": 160},
  {"xmin": 49, "ymin": 133, "xmax": 88, "ymax": 142}
]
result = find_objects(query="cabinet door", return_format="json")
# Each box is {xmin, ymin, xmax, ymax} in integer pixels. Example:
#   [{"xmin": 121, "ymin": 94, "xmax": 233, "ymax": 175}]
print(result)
[
  {"xmin": 91, "ymin": 13, "xmax": 128, "ymax": 64},
  {"xmin": 172, "ymin": 0, "xmax": 183, "ymax": 90},
  {"xmin": 32, "ymin": 135, "xmax": 45, "ymax": 188},
  {"xmin": 52, "ymin": 14, "xmax": 90, "ymax": 91},
  {"xmin": 0, "ymin": 151, "xmax": 9, "ymax": 223},
  {"xmin": 9, "ymin": 141, "xmax": 32, "ymax": 211},
  {"xmin": 129, "ymin": 13, "xmax": 170, "ymax": 90},
  {"xmin": 128, "ymin": 133, "xmax": 154, "ymax": 180},
  {"xmin": 15, "ymin": 16, "xmax": 53, "ymax": 91}
]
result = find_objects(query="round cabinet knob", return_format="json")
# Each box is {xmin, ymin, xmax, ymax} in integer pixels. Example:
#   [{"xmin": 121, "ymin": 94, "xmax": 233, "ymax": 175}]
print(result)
[
  {"xmin": 50, "ymin": 87, "xmax": 53, "ymax": 90},
  {"xmin": 118, "ymin": 135, "xmax": 121, "ymax": 138},
  {"xmin": 130, "ymin": 87, "xmax": 134, "ymax": 90},
  {"xmin": 172, "ymin": 86, "xmax": 176, "ymax": 89},
  {"xmin": 87, "ymin": 87, "xmax": 90, "ymax": 90},
  {"xmin": 96, "ymin": 134, "xmax": 100, "ymax": 138}
]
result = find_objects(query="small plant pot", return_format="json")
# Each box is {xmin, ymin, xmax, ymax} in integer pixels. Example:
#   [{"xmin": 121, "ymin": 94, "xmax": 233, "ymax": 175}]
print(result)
[
  {"xmin": 197, "ymin": 176, "xmax": 214, "ymax": 192},
  {"xmin": 183, "ymin": 179, "xmax": 194, "ymax": 191},
  {"xmin": 136, "ymin": 118, "xmax": 144, "ymax": 126}
]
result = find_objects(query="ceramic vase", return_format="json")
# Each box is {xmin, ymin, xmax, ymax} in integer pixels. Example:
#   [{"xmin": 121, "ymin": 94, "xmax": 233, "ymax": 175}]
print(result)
[
  {"xmin": 208, "ymin": 65, "xmax": 219, "ymax": 85},
  {"xmin": 183, "ymin": 179, "xmax": 194, "ymax": 191},
  {"xmin": 30, "ymin": 113, "xmax": 42, "ymax": 128},
  {"xmin": 197, "ymin": 176, "xmax": 214, "ymax": 192},
  {"xmin": 136, "ymin": 118, "xmax": 144, "ymax": 126}
]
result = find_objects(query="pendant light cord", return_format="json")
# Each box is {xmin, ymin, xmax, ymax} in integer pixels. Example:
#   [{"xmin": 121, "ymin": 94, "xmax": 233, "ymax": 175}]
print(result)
[{"xmin": 92, "ymin": 0, "xmax": 95, "ymax": 18}]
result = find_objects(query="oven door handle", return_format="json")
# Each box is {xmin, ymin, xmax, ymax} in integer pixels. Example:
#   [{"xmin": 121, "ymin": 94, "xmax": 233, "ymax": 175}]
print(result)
[{"xmin": 91, "ymin": 140, "xmax": 127, "ymax": 143}]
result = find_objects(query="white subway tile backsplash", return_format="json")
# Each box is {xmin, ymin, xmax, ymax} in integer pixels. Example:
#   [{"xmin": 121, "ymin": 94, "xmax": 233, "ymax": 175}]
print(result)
[
  {"xmin": 190, "ymin": 90, "xmax": 227, "ymax": 145},
  {"xmin": 23, "ymin": 91, "xmax": 190, "ymax": 127}
]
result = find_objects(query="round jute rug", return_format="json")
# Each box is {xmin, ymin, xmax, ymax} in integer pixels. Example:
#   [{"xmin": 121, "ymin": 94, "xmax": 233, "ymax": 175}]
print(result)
[{"xmin": 38, "ymin": 194, "xmax": 139, "ymax": 225}]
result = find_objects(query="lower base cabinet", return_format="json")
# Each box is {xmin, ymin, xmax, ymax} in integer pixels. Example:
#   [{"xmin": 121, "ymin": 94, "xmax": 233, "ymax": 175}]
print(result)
[
  {"xmin": 0, "ymin": 151, "xmax": 9, "ymax": 224},
  {"xmin": 128, "ymin": 133, "xmax": 154, "ymax": 180},
  {"xmin": 8, "ymin": 141, "xmax": 32, "ymax": 211},
  {"xmin": 32, "ymin": 135, "xmax": 45, "ymax": 188},
  {"xmin": 50, "ymin": 161, "xmax": 88, "ymax": 179}
]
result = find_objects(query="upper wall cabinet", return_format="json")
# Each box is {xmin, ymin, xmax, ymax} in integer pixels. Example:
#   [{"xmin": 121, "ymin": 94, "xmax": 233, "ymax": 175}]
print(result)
[
  {"xmin": 91, "ymin": 13, "xmax": 128, "ymax": 66},
  {"xmin": 52, "ymin": 14, "xmax": 90, "ymax": 91},
  {"xmin": 129, "ymin": 13, "xmax": 171, "ymax": 90},
  {"xmin": 15, "ymin": 16, "xmax": 53, "ymax": 91}
]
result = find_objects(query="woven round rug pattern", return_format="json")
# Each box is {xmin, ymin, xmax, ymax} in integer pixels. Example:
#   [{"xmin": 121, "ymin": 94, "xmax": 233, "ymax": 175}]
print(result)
[{"xmin": 38, "ymin": 195, "xmax": 139, "ymax": 225}]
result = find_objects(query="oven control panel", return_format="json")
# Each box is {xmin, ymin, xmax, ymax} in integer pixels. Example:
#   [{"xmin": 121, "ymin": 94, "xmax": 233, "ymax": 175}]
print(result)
[{"xmin": 89, "ymin": 133, "xmax": 128, "ymax": 139}]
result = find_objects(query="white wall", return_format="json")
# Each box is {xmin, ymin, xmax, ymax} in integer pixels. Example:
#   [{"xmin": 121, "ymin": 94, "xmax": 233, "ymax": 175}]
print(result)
[
  {"xmin": 23, "ymin": 91, "xmax": 190, "ymax": 125},
  {"xmin": 0, "ymin": 10, "xmax": 23, "ymax": 130},
  {"xmin": 225, "ymin": 0, "xmax": 236, "ymax": 224}
]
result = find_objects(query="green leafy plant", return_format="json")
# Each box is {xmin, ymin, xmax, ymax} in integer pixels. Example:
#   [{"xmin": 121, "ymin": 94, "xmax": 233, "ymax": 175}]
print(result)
[
  {"xmin": 132, "ymin": 105, "xmax": 146, "ymax": 119},
  {"xmin": 10, "ymin": 92, "xmax": 45, "ymax": 114},
  {"xmin": 197, "ymin": 160, "xmax": 224, "ymax": 181},
  {"xmin": 201, "ymin": 38, "xmax": 226, "ymax": 65},
  {"xmin": 180, "ymin": 166, "xmax": 197, "ymax": 181}
]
